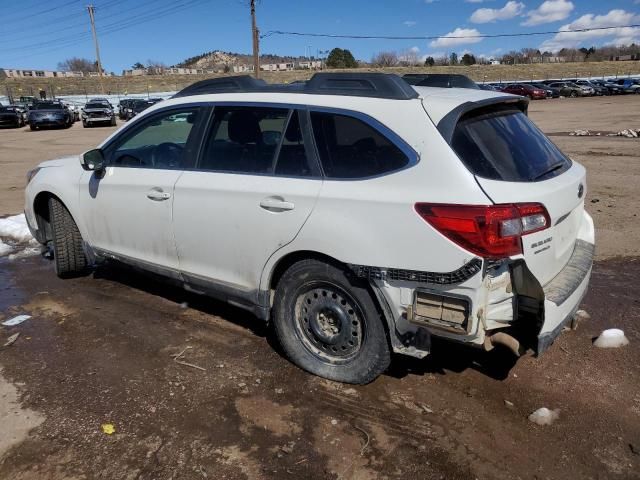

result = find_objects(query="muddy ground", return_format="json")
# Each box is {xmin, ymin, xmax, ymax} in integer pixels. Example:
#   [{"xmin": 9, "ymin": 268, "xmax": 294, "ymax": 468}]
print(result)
[{"xmin": 0, "ymin": 95, "xmax": 639, "ymax": 479}]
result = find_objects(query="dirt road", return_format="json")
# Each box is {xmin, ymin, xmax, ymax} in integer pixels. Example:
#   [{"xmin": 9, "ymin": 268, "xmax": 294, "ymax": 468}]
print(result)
[{"xmin": 1, "ymin": 95, "xmax": 639, "ymax": 479}]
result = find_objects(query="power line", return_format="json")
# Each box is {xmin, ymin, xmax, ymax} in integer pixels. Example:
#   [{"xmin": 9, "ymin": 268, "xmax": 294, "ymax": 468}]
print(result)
[{"xmin": 260, "ymin": 24, "xmax": 640, "ymax": 40}]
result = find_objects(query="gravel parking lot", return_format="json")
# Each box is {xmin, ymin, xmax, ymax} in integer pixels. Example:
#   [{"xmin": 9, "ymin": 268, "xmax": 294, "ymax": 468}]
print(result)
[{"xmin": 1, "ymin": 95, "xmax": 639, "ymax": 479}]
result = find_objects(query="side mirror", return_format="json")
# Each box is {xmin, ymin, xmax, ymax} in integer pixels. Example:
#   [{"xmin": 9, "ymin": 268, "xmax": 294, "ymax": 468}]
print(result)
[{"xmin": 81, "ymin": 149, "xmax": 106, "ymax": 171}]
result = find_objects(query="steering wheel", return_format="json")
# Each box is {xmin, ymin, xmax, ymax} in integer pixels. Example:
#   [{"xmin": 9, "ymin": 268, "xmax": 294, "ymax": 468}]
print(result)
[{"xmin": 151, "ymin": 142, "xmax": 183, "ymax": 168}]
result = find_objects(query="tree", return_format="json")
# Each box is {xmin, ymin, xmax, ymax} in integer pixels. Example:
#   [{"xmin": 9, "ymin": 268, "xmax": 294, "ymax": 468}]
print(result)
[
  {"xmin": 131, "ymin": 62, "xmax": 145, "ymax": 69},
  {"xmin": 449, "ymin": 52, "xmax": 458, "ymax": 65},
  {"xmin": 460, "ymin": 53, "xmax": 476, "ymax": 66},
  {"xmin": 326, "ymin": 48, "xmax": 358, "ymax": 68},
  {"xmin": 371, "ymin": 51, "xmax": 398, "ymax": 67},
  {"xmin": 57, "ymin": 57, "xmax": 97, "ymax": 73},
  {"xmin": 424, "ymin": 56, "xmax": 435, "ymax": 67}
]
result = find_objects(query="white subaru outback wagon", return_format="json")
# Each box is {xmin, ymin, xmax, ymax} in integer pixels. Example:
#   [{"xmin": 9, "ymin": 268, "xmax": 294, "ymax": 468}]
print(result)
[{"xmin": 24, "ymin": 73, "xmax": 594, "ymax": 384}]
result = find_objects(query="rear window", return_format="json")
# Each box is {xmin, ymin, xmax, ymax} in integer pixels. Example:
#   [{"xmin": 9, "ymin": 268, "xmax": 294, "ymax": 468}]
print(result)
[{"xmin": 451, "ymin": 107, "xmax": 571, "ymax": 182}]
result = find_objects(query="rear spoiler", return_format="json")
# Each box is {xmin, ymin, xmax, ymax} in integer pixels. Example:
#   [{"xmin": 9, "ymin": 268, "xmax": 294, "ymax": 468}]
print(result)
[{"xmin": 436, "ymin": 97, "xmax": 529, "ymax": 144}]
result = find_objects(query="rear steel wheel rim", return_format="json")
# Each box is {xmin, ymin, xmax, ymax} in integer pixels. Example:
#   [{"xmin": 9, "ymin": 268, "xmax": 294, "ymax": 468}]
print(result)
[{"xmin": 293, "ymin": 282, "xmax": 364, "ymax": 363}]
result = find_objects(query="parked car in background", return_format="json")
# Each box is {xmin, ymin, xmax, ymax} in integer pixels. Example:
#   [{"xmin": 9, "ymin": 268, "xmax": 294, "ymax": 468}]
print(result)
[
  {"xmin": 124, "ymin": 98, "xmax": 161, "ymax": 120},
  {"xmin": 531, "ymin": 83, "xmax": 559, "ymax": 98},
  {"xmin": 64, "ymin": 104, "xmax": 80, "ymax": 122},
  {"xmin": 501, "ymin": 84, "xmax": 547, "ymax": 100},
  {"xmin": 615, "ymin": 78, "xmax": 640, "ymax": 94},
  {"xmin": 24, "ymin": 73, "xmax": 594, "ymax": 384},
  {"xmin": 571, "ymin": 80, "xmax": 607, "ymax": 96},
  {"xmin": 28, "ymin": 101, "xmax": 73, "ymax": 130},
  {"xmin": 591, "ymin": 80, "xmax": 623, "ymax": 95},
  {"xmin": 478, "ymin": 83, "xmax": 500, "ymax": 91},
  {"xmin": 82, "ymin": 102, "xmax": 117, "ymax": 127},
  {"xmin": 403, "ymin": 73, "xmax": 479, "ymax": 89},
  {"xmin": 547, "ymin": 82, "xmax": 584, "ymax": 98},
  {"xmin": 0, "ymin": 105, "xmax": 28, "ymax": 127},
  {"xmin": 118, "ymin": 99, "xmax": 135, "ymax": 119}
]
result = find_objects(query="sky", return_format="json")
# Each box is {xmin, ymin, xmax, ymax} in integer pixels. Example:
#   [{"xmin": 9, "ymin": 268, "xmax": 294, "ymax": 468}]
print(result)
[{"xmin": 1, "ymin": 0, "xmax": 639, "ymax": 72}]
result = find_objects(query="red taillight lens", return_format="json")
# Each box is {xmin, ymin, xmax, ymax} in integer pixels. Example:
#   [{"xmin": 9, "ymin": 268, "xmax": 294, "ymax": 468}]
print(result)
[{"xmin": 415, "ymin": 203, "xmax": 550, "ymax": 259}]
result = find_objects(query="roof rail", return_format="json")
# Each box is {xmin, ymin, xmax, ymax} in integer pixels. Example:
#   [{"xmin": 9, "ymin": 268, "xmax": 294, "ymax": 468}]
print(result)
[
  {"xmin": 173, "ymin": 72, "xmax": 419, "ymax": 100},
  {"xmin": 173, "ymin": 75, "xmax": 267, "ymax": 98}
]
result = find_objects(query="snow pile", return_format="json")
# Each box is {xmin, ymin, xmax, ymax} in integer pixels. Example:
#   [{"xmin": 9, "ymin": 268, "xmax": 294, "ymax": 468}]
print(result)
[
  {"xmin": 0, "ymin": 214, "xmax": 33, "ymax": 243},
  {"xmin": 607, "ymin": 128, "xmax": 640, "ymax": 138},
  {"xmin": 529, "ymin": 408, "xmax": 560, "ymax": 426},
  {"xmin": 593, "ymin": 329, "xmax": 629, "ymax": 348},
  {"xmin": 0, "ymin": 240, "xmax": 13, "ymax": 257},
  {"xmin": 0, "ymin": 214, "xmax": 37, "ymax": 259}
]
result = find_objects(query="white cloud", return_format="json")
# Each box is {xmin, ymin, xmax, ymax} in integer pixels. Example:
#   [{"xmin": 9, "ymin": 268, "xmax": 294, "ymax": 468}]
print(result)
[
  {"xmin": 470, "ymin": 1, "xmax": 525, "ymax": 23},
  {"xmin": 430, "ymin": 27, "xmax": 484, "ymax": 48},
  {"xmin": 523, "ymin": 0, "xmax": 574, "ymax": 26},
  {"xmin": 403, "ymin": 20, "xmax": 417, "ymax": 27},
  {"xmin": 540, "ymin": 9, "xmax": 640, "ymax": 51},
  {"xmin": 409, "ymin": 46, "xmax": 420, "ymax": 53}
]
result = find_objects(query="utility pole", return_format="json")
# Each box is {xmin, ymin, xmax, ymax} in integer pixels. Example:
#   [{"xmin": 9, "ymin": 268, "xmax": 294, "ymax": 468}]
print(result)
[
  {"xmin": 250, "ymin": 0, "xmax": 260, "ymax": 78},
  {"xmin": 87, "ymin": 5, "xmax": 105, "ymax": 94}
]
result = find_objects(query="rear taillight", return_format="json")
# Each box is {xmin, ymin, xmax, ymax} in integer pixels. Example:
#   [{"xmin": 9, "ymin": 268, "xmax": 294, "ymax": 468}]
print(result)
[{"xmin": 415, "ymin": 203, "xmax": 550, "ymax": 259}]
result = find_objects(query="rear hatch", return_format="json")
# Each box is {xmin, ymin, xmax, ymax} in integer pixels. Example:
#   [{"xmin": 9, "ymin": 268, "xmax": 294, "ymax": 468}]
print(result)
[{"xmin": 450, "ymin": 103, "xmax": 585, "ymax": 286}]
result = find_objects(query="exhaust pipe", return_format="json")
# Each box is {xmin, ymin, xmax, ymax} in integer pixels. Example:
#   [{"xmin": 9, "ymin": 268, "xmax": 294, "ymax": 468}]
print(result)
[{"xmin": 488, "ymin": 332, "xmax": 523, "ymax": 357}]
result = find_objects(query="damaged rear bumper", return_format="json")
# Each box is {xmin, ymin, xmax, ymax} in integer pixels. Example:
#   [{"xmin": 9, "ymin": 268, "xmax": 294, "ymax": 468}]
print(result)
[{"xmin": 537, "ymin": 239, "xmax": 594, "ymax": 354}]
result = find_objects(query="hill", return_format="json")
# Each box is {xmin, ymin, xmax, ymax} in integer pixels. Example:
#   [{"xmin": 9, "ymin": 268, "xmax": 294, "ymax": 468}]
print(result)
[{"xmin": 1, "ymin": 61, "xmax": 638, "ymax": 98}]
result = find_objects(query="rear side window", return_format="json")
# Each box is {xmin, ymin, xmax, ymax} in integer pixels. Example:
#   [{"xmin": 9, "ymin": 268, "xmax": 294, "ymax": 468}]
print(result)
[
  {"xmin": 200, "ymin": 106, "xmax": 289, "ymax": 174},
  {"xmin": 310, "ymin": 111, "xmax": 410, "ymax": 179},
  {"xmin": 451, "ymin": 107, "xmax": 571, "ymax": 182}
]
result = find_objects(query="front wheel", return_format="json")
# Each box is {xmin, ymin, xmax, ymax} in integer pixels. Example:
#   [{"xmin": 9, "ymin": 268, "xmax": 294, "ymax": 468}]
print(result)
[
  {"xmin": 272, "ymin": 260, "xmax": 390, "ymax": 384},
  {"xmin": 570, "ymin": 91, "xmax": 578, "ymax": 98},
  {"xmin": 49, "ymin": 197, "xmax": 87, "ymax": 278}
]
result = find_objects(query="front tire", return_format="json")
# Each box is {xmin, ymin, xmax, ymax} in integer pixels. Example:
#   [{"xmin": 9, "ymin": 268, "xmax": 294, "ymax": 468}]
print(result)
[
  {"xmin": 570, "ymin": 91, "xmax": 578, "ymax": 98},
  {"xmin": 30, "ymin": 124, "xmax": 37, "ymax": 131},
  {"xmin": 272, "ymin": 260, "xmax": 390, "ymax": 384},
  {"xmin": 49, "ymin": 197, "xmax": 87, "ymax": 278}
]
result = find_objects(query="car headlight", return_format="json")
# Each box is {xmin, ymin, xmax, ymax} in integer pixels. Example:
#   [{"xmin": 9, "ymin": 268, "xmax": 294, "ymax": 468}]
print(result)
[
  {"xmin": 26, "ymin": 167, "xmax": 42, "ymax": 184},
  {"xmin": 127, "ymin": 108, "xmax": 132, "ymax": 113}
]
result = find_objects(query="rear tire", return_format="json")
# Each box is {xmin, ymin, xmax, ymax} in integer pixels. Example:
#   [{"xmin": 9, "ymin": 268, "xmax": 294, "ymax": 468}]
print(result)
[
  {"xmin": 570, "ymin": 91, "xmax": 578, "ymax": 98},
  {"xmin": 49, "ymin": 197, "xmax": 87, "ymax": 278},
  {"xmin": 272, "ymin": 260, "xmax": 390, "ymax": 384}
]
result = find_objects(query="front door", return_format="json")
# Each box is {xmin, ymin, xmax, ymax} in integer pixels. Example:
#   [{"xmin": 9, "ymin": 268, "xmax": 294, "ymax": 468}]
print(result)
[{"xmin": 79, "ymin": 106, "xmax": 205, "ymax": 274}]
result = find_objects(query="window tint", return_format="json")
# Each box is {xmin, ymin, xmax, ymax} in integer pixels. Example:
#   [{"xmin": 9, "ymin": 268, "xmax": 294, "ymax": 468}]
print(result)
[
  {"xmin": 200, "ymin": 107, "xmax": 288, "ymax": 174},
  {"xmin": 310, "ymin": 111, "xmax": 410, "ymax": 179},
  {"xmin": 110, "ymin": 108, "xmax": 201, "ymax": 169},
  {"xmin": 451, "ymin": 107, "xmax": 571, "ymax": 182}
]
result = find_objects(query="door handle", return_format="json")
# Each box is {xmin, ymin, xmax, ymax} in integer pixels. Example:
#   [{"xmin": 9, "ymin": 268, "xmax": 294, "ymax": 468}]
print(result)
[
  {"xmin": 146, "ymin": 188, "xmax": 171, "ymax": 201},
  {"xmin": 259, "ymin": 196, "xmax": 295, "ymax": 212}
]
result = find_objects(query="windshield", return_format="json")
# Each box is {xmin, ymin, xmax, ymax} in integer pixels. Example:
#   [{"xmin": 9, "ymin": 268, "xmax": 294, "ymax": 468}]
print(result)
[
  {"xmin": 33, "ymin": 103, "xmax": 63, "ymax": 110},
  {"xmin": 452, "ymin": 106, "xmax": 571, "ymax": 182},
  {"xmin": 85, "ymin": 103, "xmax": 109, "ymax": 109}
]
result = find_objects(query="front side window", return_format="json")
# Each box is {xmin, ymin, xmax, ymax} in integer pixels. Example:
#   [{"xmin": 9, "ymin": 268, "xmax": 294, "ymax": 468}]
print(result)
[
  {"xmin": 109, "ymin": 108, "xmax": 201, "ymax": 169},
  {"xmin": 310, "ymin": 111, "xmax": 410, "ymax": 179},
  {"xmin": 451, "ymin": 106, "xmax": 571, "ymax": 182}
]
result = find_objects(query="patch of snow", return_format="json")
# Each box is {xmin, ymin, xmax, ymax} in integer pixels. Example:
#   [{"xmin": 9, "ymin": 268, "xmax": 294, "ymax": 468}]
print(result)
[
  {"xmin": 0, "ymin": 215, "xmax": 33, "ymax": 243},
  {"xmin": 8, "ymin": 247, "xmax": 41, "ymax": 261},
  {"xmin": 593, "ymin": 329, "xmax": 629, "ymax": 349},
  {"xmin": 528, "ymin": 407, "xmax": 560, "ymax": 426},
  {"xmin": 0, "ymin": 240, "xmax": 13, "ymax": 257}
]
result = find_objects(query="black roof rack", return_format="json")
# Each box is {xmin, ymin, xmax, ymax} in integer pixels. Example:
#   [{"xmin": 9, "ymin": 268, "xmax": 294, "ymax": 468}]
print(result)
[{"xmin": 173, "ymin": 73, "xmax": 419, "ymax": 100}]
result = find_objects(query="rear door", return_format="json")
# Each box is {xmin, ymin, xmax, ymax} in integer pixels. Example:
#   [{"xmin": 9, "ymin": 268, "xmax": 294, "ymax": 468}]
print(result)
[
  {"xmin": 450, "ymin": 104, "xmax": 585, "ymax": 285},
  {"xmin": 172, "ymin": 105, "xmax": 323, "ymax": 295}
]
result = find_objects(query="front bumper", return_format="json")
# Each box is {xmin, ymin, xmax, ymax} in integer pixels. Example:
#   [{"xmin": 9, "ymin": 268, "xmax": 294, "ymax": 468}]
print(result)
[{"xmin": 32, "ymin": 117, "xmax": 67, "ymax": 126}]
